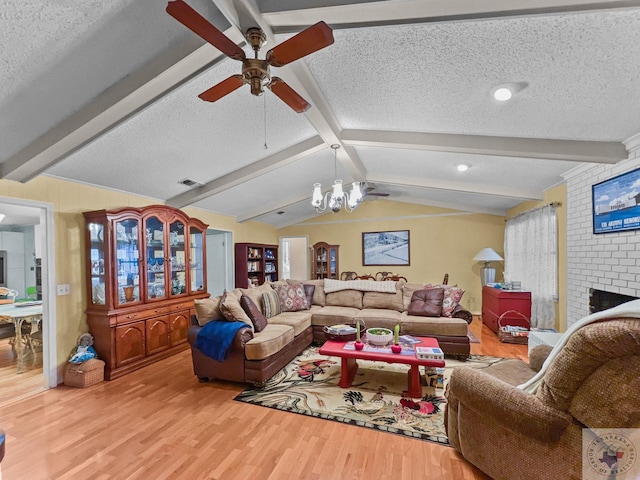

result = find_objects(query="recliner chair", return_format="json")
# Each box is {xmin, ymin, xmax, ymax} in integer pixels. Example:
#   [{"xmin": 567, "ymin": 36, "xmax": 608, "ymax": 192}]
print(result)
[{"xmin": 445, "ymin": 318, "xmax": 640, "ymax": 480}]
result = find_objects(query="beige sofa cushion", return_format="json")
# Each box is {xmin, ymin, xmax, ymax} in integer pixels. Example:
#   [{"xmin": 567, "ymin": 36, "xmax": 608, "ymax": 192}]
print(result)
[
  {"xmin": 326, "ymin": 289, "xmax": 363, "ymax": 309},
  {"xmin": 363, "ymin": 282, "xmax": 404, "ymax": 312},
  {"xmin": 245, "ymin": 324, "xmax": 295, "ymax": 360},
  {"xmin": 239, "ymin": 283, "xmax": 272, "ymax": 313},
  {"xmin": 311, "ymin": 305, "xmax": 360, "ymax": 326},
  {"xmin": 219, "ymin": 291, "xmax": 254, "ymax": 332},
  {"xmin": 356, "ymin": 309, "xmax": 402, "ymax": 330},
  {"xmin": 268, "ymin": 311, "xmax": 312, "ymax": 336},
  {"xmin": 400, "ymin": 312, "xmax": 468, "ymax": 337}
]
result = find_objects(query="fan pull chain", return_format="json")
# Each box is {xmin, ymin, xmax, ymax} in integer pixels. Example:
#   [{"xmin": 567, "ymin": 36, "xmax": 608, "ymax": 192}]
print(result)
[{"xmin": 263, "ymin": 95, "xmax": 268, "ymax": 150}]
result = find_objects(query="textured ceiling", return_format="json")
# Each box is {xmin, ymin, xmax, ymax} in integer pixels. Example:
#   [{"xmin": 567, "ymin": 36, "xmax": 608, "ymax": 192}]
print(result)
[{"xmin": 2, "ymin": 0, "xmax": 640, "ymax": 227}]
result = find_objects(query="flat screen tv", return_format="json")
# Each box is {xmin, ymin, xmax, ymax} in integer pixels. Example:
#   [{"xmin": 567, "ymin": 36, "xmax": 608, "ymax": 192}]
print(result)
[{"xmin": 593, "ymin": 167, "xmax": 640, "ymax": 234}]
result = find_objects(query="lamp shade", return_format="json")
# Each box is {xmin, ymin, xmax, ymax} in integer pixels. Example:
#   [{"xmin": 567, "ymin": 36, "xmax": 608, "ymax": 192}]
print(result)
[{"xmin": 473, "ymin": 248, "xmax": 503, "ymax": 262}]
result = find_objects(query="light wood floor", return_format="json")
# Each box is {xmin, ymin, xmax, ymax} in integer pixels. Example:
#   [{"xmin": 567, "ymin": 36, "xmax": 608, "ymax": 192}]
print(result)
[
  {"xmin": 0, "ymin": 318, "xmax": 527, "ymax": 480},
  {"xmin": 0, "ymin": 338, "xmax": 45, "ymax": 408}
]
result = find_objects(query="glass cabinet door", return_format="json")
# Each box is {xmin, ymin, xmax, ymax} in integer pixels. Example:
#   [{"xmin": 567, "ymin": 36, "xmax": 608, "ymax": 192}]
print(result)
[
  {"xmin": 88, "ymin": 222, "xmax": 107, "ymax": 305},
  {"xmin": 169, "ymin": 220, "xmax": 187, "ymax": 296},
  {"xmin": 115, "ymin": 218, "xmax": 141, "ymax": 306},
  {"xmin": 329, "ymin": 247, "xmax": 338, "ymax": 279},
  {"xmin": 145, "ymin": 216, "xmax": 166, "ymax": 301},
  {"xmin": 189, "ymin": 226, "xmax": 205, "ymax": 293}
]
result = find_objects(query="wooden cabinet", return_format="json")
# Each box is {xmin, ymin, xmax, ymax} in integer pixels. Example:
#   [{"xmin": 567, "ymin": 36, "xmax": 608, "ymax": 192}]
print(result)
[
  {"xmin": 482, "ymin": 286, "xmax": 531, "ymax": 334},
  {"xmin": 83, "ymin": 205, "xmax": 209, "ymax": 379},
  {"xmin": 234, "ymin": 243, "xmax": 278, "ymax": 288},
  {"xmin": 312, "ymin": 242, "xmax": 339, "ymax": 280}
]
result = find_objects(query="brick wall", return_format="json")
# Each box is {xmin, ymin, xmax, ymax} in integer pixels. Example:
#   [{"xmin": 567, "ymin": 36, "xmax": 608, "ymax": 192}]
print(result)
[{"xmin": 564, "ymin": 139, "xmax": 640, "ymax": 327}]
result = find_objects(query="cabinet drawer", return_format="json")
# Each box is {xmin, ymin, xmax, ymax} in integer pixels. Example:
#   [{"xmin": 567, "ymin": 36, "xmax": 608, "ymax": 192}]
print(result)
[{"xmin": 116, "ymin": 306, "xmax": 171, "ymax": 324}]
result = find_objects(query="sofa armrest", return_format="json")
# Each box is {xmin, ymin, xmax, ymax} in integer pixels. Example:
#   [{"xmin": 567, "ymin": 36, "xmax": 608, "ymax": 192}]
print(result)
[
  {"xmin": 187, "ymin": 323, "xmax": 254, "ymax": 351},
  {"xmin": 447, "ymin": 367, "xmax": 572, "ymax": 443},
  {"xmin": 528, "ymin": 345, "xmax": 554, "ymax": 372},
  {"xmin": 452, "ymin": 304, "xmax": 472, "ymax": 324}
]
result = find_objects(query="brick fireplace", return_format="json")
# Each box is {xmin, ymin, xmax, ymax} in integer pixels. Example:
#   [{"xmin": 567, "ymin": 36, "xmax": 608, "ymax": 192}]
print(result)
[{"xmin": 564, "ymin": 137, "xmax": 640, "ymax": 327}]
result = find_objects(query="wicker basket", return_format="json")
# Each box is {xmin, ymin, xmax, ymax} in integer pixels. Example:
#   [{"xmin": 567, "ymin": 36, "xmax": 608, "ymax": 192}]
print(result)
[
  {"xmin": 497, "ymin": 310, "xmax": 530, "ymax": 344},
  {"xmin": 63, "ymin": 358, "xmax": 105, "ymax": 387},
  {"xmin": 323, "ymin": 325, "xmax": 357, "ymax": 342}
]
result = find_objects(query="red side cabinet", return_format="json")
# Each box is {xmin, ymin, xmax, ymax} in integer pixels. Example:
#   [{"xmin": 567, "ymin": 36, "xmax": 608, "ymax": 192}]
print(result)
[{"xmin": 482, "ymin": 286, "xmax": 531, "ymax": 334}]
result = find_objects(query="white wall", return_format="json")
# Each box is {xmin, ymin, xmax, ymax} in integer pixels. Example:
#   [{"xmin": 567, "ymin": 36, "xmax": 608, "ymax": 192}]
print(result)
[{"xmin": 564, "ymin": 138, "xmax": 640, "ymax": 327}]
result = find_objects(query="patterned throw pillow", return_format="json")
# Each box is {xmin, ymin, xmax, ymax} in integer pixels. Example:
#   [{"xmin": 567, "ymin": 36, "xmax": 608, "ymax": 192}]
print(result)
[
  {"xmin": 425, "ymin": 283, "xmax": 464, "ymax": 317},
  {"xmin": 262, "ymin": 289, "xmax": 281, "ymax": 318},
  {"xmin": 274, "ymin": 284, "xmax": 309, "ymax": 312}
]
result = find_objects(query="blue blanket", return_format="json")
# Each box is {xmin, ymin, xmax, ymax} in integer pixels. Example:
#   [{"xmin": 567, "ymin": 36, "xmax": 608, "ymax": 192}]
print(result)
[{"xmin": 194, "ymin": 320, "xmax": 248, "ymax": 361}]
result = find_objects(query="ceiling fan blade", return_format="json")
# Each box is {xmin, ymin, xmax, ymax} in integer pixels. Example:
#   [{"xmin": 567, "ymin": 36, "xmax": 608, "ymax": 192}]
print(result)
[
  {"xmin": 268, "ymin": 77, "xmax": 310, "ymax": 113},
  {"xmin": 166, "ymin": 0, "xmax": 246, "ymax": 61},
  {"xmin": 198, "ymin": 75, "xmax": 245, "ymax": 102},
  {"xmin": 266, "ymin": 21, "xmax": 334, "ymax": 67}
]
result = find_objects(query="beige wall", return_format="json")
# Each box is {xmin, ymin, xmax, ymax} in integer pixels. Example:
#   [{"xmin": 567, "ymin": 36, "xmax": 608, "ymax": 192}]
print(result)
[
  {"xmin": 0, "ymin": 176, "xmax": 276, "ymax": 378},
  {"xmin": 278, "ymin": 199, "xmax": 506, "ymax": 314},
  {"xmin": 505, "ymin": 183, "xmax": 567, "ymax": 332}
]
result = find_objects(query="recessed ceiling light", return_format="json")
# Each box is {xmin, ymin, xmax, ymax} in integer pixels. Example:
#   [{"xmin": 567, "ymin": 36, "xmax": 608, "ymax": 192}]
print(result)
[
  {"xmin": 457, "ymin": 164, "xmax": 470, "ymax": 172},
  {"xmin": 492, "ymin": 82, "xmax": 528, "ymax": 102},
  {"xmin": 493, "ymin": 87, "xmax": 512, "ymax": 101}
]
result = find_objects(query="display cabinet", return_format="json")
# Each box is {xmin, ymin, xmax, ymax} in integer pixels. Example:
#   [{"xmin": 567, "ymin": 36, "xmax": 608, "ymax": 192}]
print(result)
[
  {"xmin": 83, "ymin": 205, "xmax": 208, "ymax": 380},
  {"xmin": 234, "ymin": 243, "xmax": 278, "ymax": 288},
  {"xmin": 312, "ymin": 242, "xmax": 339, "ymax": 280}
]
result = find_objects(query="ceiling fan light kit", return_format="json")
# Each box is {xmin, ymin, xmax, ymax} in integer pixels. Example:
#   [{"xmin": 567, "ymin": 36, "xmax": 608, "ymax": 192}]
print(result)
[
  {"xmin": 312, "ymin": 145, "xmax": 365, "ymax": 213},
  {"xmin": 166, "ymin": 0, "xmax": 334, "ymax": 113}
]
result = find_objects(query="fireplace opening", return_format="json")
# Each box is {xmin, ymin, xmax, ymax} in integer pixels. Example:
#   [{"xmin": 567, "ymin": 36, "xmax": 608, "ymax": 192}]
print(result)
[{"xmin": 589, "ymin": 289, "xmax": 638, "ymax": 314}]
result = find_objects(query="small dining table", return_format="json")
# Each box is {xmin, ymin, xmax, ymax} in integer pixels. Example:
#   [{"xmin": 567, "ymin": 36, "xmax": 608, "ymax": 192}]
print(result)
[{"xmin": 0, "ymin": 302, "xmax": 43, "ymax": 373}]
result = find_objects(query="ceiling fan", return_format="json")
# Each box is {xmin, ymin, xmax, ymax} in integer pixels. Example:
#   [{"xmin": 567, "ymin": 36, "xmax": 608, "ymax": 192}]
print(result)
[{"xmin": 166, "ymin": 0, "xmax": 334, "ymax": 113}]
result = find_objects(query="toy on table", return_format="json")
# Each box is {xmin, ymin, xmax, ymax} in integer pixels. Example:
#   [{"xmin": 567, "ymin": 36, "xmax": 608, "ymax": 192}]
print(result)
[{"xmin": 69, "ymin": 333, "xmax": 97, "ymax": 364}]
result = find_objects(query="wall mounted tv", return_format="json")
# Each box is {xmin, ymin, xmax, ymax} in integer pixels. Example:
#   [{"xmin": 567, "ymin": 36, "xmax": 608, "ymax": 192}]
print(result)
[{"xmin": 593, "ymin": 167, "xmax": 640, "ymax": 234}]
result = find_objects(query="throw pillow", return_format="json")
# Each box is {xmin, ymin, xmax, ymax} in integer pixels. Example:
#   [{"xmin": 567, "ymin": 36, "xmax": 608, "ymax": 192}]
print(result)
[
  {"xmin": 240, "ymin": 295, "xmax": 268, "ymax": 332},
  {"xmin": 408, "ymin": 288, "xmax": 445, "ymax": 317},
  {"xmin": 219, "ymin": 291, "xmax": 255, "ymax": 331},
  {"xmin": 274, "ymin": 284, "xmax": 309, "ymax": 312},
  {"xmin": 262, "ymin": 289, "xmax": 281, "ymax": 318},
  {"xmin": 425, "ymin": 283, "xmax": 465, "ymax": 317},
  {"xmin": 303, "ymin": 284, "xmax": 316, "ymax": 309},
  {"xmin": 194, "ymin": 296, "xmax": 223, "ymax": 326}
]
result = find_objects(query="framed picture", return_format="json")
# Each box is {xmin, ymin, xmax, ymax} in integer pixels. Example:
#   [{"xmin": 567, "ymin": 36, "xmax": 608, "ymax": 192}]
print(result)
[
  {"xmin": 362, "ymin": 230, "xmax": 410, "ymax": 266},
  {"xmin": 593, "ymin": 167, "xmax": 640, "ymax": 234}
]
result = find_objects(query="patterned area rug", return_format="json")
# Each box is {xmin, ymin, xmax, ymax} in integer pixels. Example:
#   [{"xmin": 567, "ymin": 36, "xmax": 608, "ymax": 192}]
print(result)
[{"xmin": 234, "ymin": 346, "xmax": 510, "ymax": 445}]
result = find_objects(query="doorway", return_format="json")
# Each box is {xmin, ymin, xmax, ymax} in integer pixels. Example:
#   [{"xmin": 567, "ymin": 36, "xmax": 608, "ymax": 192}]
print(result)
[
  {"xmin": 206, "ymin": 229, "xmax": 233, "ymax": 294},
  {"xmin": 280, "ymin": 236, "xmax": 309, "ymax": 280},
  {"xmin": 0, "ymin": 196, "xmax": 56, "ymax": 406}
]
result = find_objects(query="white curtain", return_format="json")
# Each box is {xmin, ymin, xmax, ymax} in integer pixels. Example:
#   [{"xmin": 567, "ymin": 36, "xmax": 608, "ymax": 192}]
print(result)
[{"xmin": 504, "ymin": 204, "xmax": 557, "ymax": 329}]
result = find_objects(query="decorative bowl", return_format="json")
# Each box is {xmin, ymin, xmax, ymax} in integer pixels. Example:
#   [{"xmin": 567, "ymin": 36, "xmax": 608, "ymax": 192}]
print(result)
[{"xmin": 366, "ymin": 328, "xmax": 393, "ymax": 345}]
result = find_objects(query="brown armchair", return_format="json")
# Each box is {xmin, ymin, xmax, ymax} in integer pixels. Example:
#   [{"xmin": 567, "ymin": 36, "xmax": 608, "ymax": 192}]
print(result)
[{"xmin": 445, "ymin": 318, "xmax": 640, "ymax": 480}]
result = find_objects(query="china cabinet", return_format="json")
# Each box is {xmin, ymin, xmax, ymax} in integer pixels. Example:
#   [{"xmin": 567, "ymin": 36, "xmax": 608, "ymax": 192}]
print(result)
[
  {"xmin": 83, "ymin": 205, "xmax": 208, "ymax": 379},
  {"xmin": 234, "ymin": 243, "xmax": 278, "ymax": 288},
  {"xmin": 312, "ymin": 242, "xmax": 339, "ymax": 280}
]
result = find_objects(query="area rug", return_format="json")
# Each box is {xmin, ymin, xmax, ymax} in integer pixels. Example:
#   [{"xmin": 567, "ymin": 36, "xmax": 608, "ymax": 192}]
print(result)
[{"xmin": 234, "ymin": 346, "xmax": 511, "ymax": 445}]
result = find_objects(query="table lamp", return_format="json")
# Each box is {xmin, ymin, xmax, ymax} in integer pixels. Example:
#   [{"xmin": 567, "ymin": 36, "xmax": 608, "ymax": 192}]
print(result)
[{"xmin": 473, "ymin": 248, "xmax": 503, "ymax": 286}]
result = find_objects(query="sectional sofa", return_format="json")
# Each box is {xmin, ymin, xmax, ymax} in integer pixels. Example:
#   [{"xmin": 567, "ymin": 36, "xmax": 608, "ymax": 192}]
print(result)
[{"xmin": 187, "ymin": 279, "xmax": 472, "ymax": 386}]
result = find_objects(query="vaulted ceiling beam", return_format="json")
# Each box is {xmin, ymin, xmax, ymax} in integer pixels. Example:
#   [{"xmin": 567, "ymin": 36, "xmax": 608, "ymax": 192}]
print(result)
[
  {"xmin": 367, "ymin": 174, "xmax": 544, "ymax": 201},
  {"xmin": 342, "ymin": 129, "xmax": 627, "ymax": 164},
  {"xmin": 166, "ymin": 136, "xmax": 325, "ymax": 208},
  {"xmin": 263, "ymin": 0, "xmax": 640, "ymax": 30}
]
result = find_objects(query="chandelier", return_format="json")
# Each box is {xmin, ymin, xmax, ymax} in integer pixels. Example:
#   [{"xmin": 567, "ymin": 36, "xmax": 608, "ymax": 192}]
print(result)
[{"xmin": 311, "ymin": 144, "xmax": 364, "ymax": 213}]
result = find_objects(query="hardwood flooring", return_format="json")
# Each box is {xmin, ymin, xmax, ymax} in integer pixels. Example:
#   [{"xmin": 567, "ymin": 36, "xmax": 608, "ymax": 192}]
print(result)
[
  {"xmin": 0, "ymin": 318, "xmax": 527, "ymax": 480},
  {"xmin": 0, "ymin": 338, "xmax": 44, "ymax": 408}
]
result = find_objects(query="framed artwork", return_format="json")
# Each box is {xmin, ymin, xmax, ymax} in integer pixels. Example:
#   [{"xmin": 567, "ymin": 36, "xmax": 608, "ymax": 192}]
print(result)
[
  {"xmin": 362, "ymin": 230, "xmax": 410, "ymax": 266},
  {"xmin": 593, "ymin": 167, "xmax": 640, "ymax": 234}
]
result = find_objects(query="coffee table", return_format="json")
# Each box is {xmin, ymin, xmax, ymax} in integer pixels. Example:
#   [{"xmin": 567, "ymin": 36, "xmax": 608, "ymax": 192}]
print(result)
[{"xmin": 319, "ymin": 336, "xmax": 445, "ymax": 398}]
